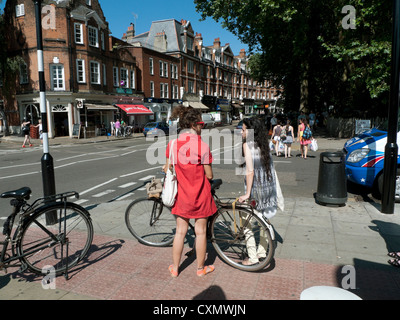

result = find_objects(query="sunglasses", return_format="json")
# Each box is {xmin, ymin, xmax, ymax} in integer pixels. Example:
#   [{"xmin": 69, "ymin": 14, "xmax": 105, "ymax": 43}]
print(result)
[{"xmin": 196, "ymin": 121, "xmax": 205, "ymax": 128}]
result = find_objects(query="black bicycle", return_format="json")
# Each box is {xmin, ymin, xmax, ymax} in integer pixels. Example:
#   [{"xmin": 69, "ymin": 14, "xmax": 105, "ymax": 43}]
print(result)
[
  {"xmin": 125, "ymin": 179, "xmax": 275, "ymax": 272},
  {"xmin": 0, "ymin": 187, "xmax": 93, "ymax": 278}
]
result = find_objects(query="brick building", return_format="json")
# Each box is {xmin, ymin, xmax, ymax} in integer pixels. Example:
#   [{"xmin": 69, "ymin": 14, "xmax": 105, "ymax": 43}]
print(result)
[
  {"xmin": 0, "ymin": 0, "xmax": 146, "ymax": 138},
  {"xmin": 0, "ymin": 0, "xmax": 281, "ymax": 137},
  {"xmin": 124, "ymin": 19, "xmax": 281, "ymax": 124}
]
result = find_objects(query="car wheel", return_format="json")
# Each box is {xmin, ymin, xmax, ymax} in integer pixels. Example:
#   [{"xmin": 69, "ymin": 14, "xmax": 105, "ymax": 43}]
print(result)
[{"xmin": 378, "ymin": 168, "xmax": 400, "ymax": 202}]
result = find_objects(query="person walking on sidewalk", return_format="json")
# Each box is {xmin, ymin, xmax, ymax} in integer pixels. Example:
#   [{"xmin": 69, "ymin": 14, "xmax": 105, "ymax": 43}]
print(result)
[
  {"xmin": 297, "ymin": 118, "xmax": 312, "ymax": 159},
  {"xmin": 272, "ymin": 121, "xmax": 283, "ymax": 157},
  {"xmin": 282, "ymin": 120, "xmax": 294, "ymax": 158},
  {"xmin": 21, "ymin": 118, "xmax": 33, "ymax": 148},
  {"xmin": 163, "ymin": 106, "xmax": 217, "ymax": 278},
  {"xmin": 238, "ymin": 117, "xmax": 278, "ymax": 265}
]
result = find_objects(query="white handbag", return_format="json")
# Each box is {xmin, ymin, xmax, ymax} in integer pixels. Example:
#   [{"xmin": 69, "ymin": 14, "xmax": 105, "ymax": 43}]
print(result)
[
  {"xmin": 162, "ymin": 139, "xmax": 178, "ymax": 207},
  {"xmin": 275, "ymin": 169, "xmax": 285, "ymax": 212}
]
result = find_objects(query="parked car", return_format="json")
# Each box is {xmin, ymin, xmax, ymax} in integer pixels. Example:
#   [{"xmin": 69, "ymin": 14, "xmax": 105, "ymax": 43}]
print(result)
[
  {"xmin": 236, "ymin": 120, "xmax": 243, "ymax": 131},
  {"xmin": 344, "ymin": 127, "xmax": 400, "ymax": 201},
  {"xmin": 201, "ymin": 113, "xmax": 215, "ymax": 128},
  {"xmin": 143, "ymin": 122, "xmax": 169, "ymax": 137}
]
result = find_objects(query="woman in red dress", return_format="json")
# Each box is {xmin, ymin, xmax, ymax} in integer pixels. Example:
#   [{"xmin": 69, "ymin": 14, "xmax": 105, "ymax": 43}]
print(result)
[{"xmin": 163, "ymin": 106, "xmax": 217, "ymax": 277}]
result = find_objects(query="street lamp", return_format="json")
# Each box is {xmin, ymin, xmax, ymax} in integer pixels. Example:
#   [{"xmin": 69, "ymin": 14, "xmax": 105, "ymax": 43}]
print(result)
[
  {"xmin": 33, "ymin": 0, "xmax": 57, "ymax": 223},
  {"xmin": 381, "ymin": 0, "xmax": 400, "ymax": 214}
]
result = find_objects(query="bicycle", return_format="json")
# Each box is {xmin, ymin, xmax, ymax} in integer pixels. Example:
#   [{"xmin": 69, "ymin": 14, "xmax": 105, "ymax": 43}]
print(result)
[
  {"xmin": 125, "ymin": 178, "xmax": 275, "ymax": 272},
  {"xmin": 0, "ymin": 187, "xmax": 93, "ymax": 278}
]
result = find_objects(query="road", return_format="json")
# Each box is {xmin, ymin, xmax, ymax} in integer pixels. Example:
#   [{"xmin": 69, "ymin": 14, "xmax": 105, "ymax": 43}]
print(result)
[{"xmin": 0, "ymin": 125, "xmax": 347, "ymax": 219}]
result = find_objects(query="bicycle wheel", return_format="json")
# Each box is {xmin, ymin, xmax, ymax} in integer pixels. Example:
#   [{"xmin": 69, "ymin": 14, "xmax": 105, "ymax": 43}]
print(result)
[
  {"xmin": 210, "ymin": 207, "xmax": 275, "ymax": 272},
  {"xmin": 16, "ymin": 202, "xmax": 93, "ymax": 275},
  {"xmin": 125, "ymin": 197, "xmax": 176, "ymax": 247}
]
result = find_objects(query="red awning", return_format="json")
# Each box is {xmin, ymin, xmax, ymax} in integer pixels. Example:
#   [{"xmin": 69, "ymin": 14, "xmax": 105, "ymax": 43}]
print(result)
[{"xmin": 116, "ymin": 104, "xmax": 153, "ymax": 115}]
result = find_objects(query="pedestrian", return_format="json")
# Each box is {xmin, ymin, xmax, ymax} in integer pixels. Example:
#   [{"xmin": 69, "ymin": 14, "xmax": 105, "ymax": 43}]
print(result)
[
  {"xmin": 163, "ymin": 105, "xmax": 217, "ymax": 278},
  {"xmin": 34, "ymin": 119, "xmax": 43, "ymax": 144},
  {"xmin": 115, "ymin": 119, "xmax": 121, "ymax": 137},
  {"xmin": 270, "ymin": 114, "xmax": 277, "ymax": 131},
  {"xmin": 297, "ymin": 118, "xmax": 313, "ymax": 159},
  {"xmin": 272, "ymin": 121, "xmax": 283, "ymax": 157},
  {"xmin": 21, "ymin": 118, "xmax": 33, "ymax": 148},
  {"xmin": 282, "ymin": 120, "xmax": 294, "ymax": 158},
  {"xmin": 238, "ymin": 117, "xmax": 278, "ymax": 265},
  {"xmin": 110, "ymin": 121, "xmax": 115, "ymax": 136}
]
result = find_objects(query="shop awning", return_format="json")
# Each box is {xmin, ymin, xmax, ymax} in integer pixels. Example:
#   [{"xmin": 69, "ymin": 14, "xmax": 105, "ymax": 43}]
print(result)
[
  {"xmin": 85, "ymin": 104, "xmax": 117, "ymax": 111},
  {"xmin": 188, "ymin": 102, "xmax": 209, "ymax": 110},
  {"xmin": 116, "ymin": 104, "xmax": 154, "ymax": 115}
]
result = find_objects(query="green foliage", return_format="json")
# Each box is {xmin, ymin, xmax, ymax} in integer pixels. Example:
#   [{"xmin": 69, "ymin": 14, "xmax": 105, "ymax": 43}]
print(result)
[{"xmin": 195, "ymin": 0, "xmax": 393, "ymax": 117}]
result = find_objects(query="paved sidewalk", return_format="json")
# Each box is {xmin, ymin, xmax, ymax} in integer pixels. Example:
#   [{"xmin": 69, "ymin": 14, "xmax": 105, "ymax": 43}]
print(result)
[
  {"xmin": 1, "ymin": 129, "xmax": 400, "ymax": 300},
  {"xmin": 1, "ymin": 196, "xmax": 400, "ymax": 300}
]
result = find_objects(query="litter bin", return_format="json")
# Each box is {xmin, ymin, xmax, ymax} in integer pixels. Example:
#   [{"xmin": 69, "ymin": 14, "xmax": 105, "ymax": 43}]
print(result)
[{"xmin": 316, "ymin": 151, "xmax": 347, "ymax": 206}]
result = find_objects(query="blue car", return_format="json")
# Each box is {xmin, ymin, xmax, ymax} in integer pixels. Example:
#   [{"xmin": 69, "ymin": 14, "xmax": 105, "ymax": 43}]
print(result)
[
  {"xmin": 344, "ymin": 128, "xmax": 400, "ymax": 201},
  {"xmin": 143, "ymin": 122, "xmax": 169, "ymax": 138}
]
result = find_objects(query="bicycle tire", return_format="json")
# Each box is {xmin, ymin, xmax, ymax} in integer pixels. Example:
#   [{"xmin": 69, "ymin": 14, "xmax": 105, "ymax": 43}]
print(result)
[
  {"xmin": 125, "ymin": 197, "xmax": 175, "ymax": 247},
  {"xmin": 16, "ymin": 202, "xmax": 93, "ymax": 275},
  {"xmin": 210, "ymin": 206, "xmax": 275, "ymax": 272}
]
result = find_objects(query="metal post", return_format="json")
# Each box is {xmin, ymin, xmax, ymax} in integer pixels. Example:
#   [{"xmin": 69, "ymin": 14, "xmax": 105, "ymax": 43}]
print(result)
[
  {"xmin": 33, "ymin": 0, "xmax": 57, "ymax": 223},
  {"xmin": 382, "ymin": 0, "xmax": 400, "ymax": 214}
]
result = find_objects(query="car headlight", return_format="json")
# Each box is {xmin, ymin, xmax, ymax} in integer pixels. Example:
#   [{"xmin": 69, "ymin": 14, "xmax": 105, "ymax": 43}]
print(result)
[{"xmin": 347, "ymin": 148, "xmax": 370, "ymax": 163}]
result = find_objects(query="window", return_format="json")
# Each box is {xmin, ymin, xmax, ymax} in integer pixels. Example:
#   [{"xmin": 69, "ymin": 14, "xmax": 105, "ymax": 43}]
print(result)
[
  {"xmin": 188, "ymin": 60, "xmax": 194, "ymax": 73},
  {"xmin": 187, "ymin": 37, "xmax": 193, "ymax": 51},
  {"xmin": 101, "ymin": 32, "xmax": 105, "ymax": 50},
  {"xmin": 173, "ymin": 85, "xmax": 179, "ymax": 99},
  {"xmin": 90, "ymin": 61, "xmax": 100, "ymax": 84},
  {"xmin": 74, "ymin": 23, "xmax": 83, "ymax": 44},
  {"xmin": 149, "ymin": 58, "xmax": 154, "ymax": 75},
  {"xmin": 164, "ymin": 83, "xmax": 169, "ymax": 98},
  {"xmin": 120, "ymin": 68, "xmax": 129, "ymax": 88},
  {"xmin": 188, "ymin": 80, "xmax": 194, "ymax": 93},
  {"xmin": 88, "ymin": 26, "xmax": 99, "ymax": 47},
  {"xmin": 130, "ymin": 70, "xmax": 135, "ymax": 89},
  {"xmin": 164, "ymin": 62, "xmax": 168, "ymax": 78},
  {"xmin": 76, "ymin": 59, "xmax": 86, "ymax": 83},
  {"xmin": 160, "ymin": 83, "xmax": 164, "ymax": 98},
  {"xmin": 15, "ymin": 4, "xmax": 25, "ymax": 17},
  {"xmin": 113, "ymin": 67, "xmax": 119, "ymax": 87},
  {"xmin": 159, "ymin": 61, "xmax": 164, "ymax": 77},
  {"xmin": 50, "ymin": 64, "xmax": 64, "ymax": 90},
  {"xmin": 103, "ymin": 64, "xmax": 107, "ymax": 85},
  {"xmin": 150, "ymin": 81, "xmax": 154, "ymax": 97},
  {"xmin": 19, "ymin": 62, "xmax": 29, "ymax": 84}
]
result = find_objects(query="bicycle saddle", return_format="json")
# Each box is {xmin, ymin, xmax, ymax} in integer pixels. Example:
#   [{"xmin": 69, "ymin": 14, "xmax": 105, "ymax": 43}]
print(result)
[
  {"xmin": 1, "ymin": 187, "xmax": 32, "ymax": 200},
  {"xmin": 210, "ymin": 179, "xmax": 223, "ymax": 190}
]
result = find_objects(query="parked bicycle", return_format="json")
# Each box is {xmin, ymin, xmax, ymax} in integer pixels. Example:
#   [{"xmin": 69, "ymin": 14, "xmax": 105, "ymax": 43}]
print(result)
[
  {"xmin": 125, "ymin": 178, "xmax": 275, "ymax": 272},
  {"xmin": 0, "ymin": 187, "xmax": 93, "ymax": 278}
]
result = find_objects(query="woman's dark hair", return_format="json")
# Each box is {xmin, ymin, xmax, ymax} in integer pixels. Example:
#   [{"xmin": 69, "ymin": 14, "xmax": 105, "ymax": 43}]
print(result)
[
  {"xmin": 242, "ymin": 117, "xmax": 273, "ymax": 181},
  {"xmin": 171, "ymin": 105, "xmax": 201, "ymax": 129}
]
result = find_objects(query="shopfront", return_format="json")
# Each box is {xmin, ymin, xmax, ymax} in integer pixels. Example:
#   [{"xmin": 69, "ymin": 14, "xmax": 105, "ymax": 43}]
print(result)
[{"xmin": 115, "ymin": 104, "xmax": 154, "ymax": 130}]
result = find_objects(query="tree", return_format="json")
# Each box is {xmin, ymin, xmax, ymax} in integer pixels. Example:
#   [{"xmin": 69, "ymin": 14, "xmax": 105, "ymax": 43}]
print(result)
[{"xmin": 194, "ymin": 0, "xmax": 392, "ymax": 117}]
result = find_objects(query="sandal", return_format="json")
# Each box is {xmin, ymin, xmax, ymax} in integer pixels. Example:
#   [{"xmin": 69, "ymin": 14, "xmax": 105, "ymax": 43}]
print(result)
[
  {"xmin": 388, "ymin": 259, "xmax": 400, "ymax": 268},
  {"xmin": 168, "ymin": 265, "xmax": 178, "ymax": 278},
  {"xmin": 197, "ymin": 265, "xmax": 215, "ymax": 277},
  {"xmin": 388, "ymin": 252, "xmax": 400, "ymax": 259}
]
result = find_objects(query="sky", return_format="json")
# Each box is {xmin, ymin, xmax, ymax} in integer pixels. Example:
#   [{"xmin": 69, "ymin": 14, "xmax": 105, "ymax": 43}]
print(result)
[{"xmin": 101, "ymin": 0, "xmax": 249, "ymax": 55}]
